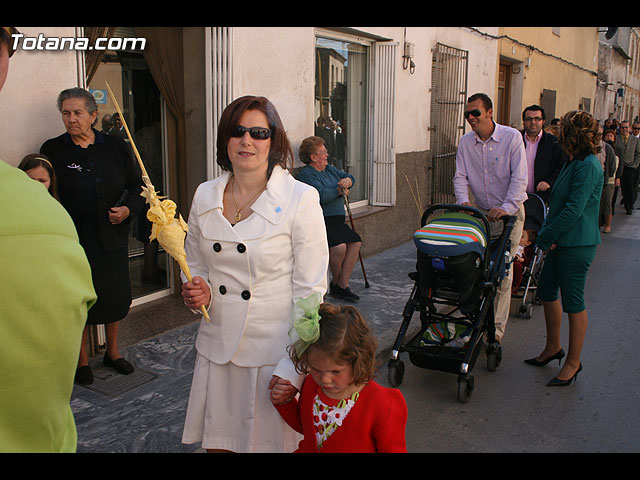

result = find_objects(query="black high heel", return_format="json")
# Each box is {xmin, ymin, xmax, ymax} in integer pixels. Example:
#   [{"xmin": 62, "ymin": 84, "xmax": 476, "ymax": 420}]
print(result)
[
  {"xmin": 524, "ymin": 348, "xmax": 565, "ymax": 367},
  {"xmin": 547, "ymin": 363, "xmax": 582, "ymax": 387}
]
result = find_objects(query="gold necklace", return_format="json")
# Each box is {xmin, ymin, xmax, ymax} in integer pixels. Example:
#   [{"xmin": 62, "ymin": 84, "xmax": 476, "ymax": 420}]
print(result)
[{"xmin": 231, "ymin": 175, "xmax": 267, "ymax": 222}]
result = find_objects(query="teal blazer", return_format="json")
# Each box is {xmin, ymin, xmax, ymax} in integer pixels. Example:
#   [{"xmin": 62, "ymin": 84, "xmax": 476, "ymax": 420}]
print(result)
[{"xmin": 536, "ymin": 152, "xmax": 603, "ymax": 250}]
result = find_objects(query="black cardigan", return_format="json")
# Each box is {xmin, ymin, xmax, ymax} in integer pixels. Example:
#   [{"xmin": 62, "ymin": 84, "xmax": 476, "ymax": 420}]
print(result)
[{"xmin": 40, "ymin": 129, "xmax": 144, "ymax": 251}]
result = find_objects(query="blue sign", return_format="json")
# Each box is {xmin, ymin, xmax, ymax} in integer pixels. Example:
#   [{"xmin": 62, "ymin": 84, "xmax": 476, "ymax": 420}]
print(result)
[{"xmin": 91, "ymin": 89, "xmax": 107, "ymax": 104}]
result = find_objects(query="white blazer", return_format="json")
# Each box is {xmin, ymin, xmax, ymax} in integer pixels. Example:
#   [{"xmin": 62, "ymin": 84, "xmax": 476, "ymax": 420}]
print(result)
[{"xmin": 183, "ymin": 165, "xmax": 329, "ymax": 388}]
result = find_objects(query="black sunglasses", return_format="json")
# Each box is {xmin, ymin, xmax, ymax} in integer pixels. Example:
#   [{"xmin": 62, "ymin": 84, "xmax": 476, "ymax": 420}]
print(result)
[
  {"xmin": 1, "ymin": 27, "xmax": 20, "ymax": 58},
  {"xmin": 464, "ymin": 109, "xmax": 482, "ymax": 119},
  {"xmin": 231, "ymin": 125, "xmax": 272, "ymax": 140}
]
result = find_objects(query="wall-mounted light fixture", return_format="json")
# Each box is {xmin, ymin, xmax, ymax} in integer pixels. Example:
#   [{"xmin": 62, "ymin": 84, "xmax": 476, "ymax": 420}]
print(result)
[{"xmin": 403, "ymin": 41, "xmax": 415, "ymax": 74}]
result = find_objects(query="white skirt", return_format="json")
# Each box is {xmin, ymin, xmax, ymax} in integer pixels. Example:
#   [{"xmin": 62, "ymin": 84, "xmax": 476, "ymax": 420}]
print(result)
[{"xmin": 181, "ymin": 352, "xmax": 302, "ymax": 453}]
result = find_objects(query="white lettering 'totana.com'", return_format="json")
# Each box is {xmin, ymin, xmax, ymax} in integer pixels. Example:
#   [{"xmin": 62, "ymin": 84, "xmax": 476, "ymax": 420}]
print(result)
[{"xmin": 10, "ymin": 33, "xmax": 146, "ymax": 52}]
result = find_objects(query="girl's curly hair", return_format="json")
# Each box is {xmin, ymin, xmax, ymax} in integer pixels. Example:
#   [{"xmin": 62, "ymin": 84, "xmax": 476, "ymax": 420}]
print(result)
[
  {"xmin": 559, "ymin": 110, "xmax": 601, "ymax": 158},
  {"xmin": 289, "ymin": 303, "xmax": 379, "ymax": 386}
]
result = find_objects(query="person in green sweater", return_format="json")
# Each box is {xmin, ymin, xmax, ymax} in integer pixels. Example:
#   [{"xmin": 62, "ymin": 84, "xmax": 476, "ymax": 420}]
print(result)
[
  {"xmin": 297, "ymin": 136, "xmax": 362, "ymax": 301},
  {"xmin": 524, "ymin": 110, "xmax": 604, "ymax": 387},
  {"xmin": 0, "ymin": 26, "xmax": 96, "ymax": 452}
]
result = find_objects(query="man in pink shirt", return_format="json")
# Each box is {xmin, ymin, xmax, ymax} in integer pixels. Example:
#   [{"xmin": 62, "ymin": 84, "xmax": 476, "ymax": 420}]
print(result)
[
  {"xmin": 454, "ymin": 93, "xmax": 527, "ymax": 348},
  {"xmin": 521, "ymin": 105, "xmax": 566, "ymax": 204}
]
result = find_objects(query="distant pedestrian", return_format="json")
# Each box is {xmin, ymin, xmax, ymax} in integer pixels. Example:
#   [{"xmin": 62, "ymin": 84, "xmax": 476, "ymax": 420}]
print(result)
[
  {"xmin": 272, "ymin": 301, "xmax": 408, "ymax": 452},
  {"xmin": 613, "ymin": 120, "xmax": 640, "ymax": 214},
  {"xmin": 599, "ymin": 128, "xmax": 620, "ymax": 233}
]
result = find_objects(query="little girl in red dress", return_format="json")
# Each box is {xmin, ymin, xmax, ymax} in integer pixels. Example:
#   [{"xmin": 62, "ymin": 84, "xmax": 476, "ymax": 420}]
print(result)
[{"xmin": 270, "ymin": 298, "xmax": 408, "ymax": 452}]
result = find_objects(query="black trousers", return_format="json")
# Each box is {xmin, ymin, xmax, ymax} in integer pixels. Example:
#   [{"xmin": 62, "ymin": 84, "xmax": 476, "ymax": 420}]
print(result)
[{"xmin": 620, "ymin": 165, "xmax": 639, "ymax": 213}]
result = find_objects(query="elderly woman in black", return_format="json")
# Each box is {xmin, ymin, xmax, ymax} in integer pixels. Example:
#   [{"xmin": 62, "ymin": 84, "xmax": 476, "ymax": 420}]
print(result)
[{"xmin": 40, "ymin": 88, "xmax": 143, "ymax": 385}]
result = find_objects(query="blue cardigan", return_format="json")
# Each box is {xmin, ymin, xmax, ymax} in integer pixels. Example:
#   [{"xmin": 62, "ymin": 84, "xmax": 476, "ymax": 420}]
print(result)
[
  {"xmin": 536, "ymin": 152, "xmax": 603, "ymax": 250},
  {"xmin": 296, "ymin": 164, "xmax": 355, "ymax": 217}
]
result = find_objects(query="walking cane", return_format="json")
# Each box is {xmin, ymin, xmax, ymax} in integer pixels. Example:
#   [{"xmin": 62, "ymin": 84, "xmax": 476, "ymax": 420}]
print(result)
[{"xmin": 343, "ymin": 195, "xmax": 370, "ymax": 288}]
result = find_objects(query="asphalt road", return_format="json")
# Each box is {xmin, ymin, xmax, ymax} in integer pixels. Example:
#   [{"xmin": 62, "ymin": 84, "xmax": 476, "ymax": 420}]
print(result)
[{"xmin": 375, "ymin": 208, "xmax": 640, "ymax": 453}]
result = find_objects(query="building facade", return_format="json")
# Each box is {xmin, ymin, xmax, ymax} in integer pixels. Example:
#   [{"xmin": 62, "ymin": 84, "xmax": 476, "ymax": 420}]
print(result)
[
  {"xmin": 493, "ymin": 26, "xmax": 600, "ymax": 128},
  {"xmin": 1, "ymin": 26, "xmax": 633, "ymax": 322}
]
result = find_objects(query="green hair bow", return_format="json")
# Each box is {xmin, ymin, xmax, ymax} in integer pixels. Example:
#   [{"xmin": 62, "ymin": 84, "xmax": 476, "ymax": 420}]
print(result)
[{"xmin": 290, "ymin": 292, "xmax": 323, "ymax": 356}]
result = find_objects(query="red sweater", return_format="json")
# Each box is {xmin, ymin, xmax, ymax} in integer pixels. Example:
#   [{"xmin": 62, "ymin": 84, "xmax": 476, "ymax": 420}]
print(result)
[{"xmin": 274, "ymin": 375, "xmax": 408, "ymax": 453}]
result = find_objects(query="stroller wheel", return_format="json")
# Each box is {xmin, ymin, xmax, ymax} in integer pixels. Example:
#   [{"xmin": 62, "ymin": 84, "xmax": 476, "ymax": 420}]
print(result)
[
  {"xmin": 457, "ymin": 374, "xmax": 474, "ymax": 403},
  {"xmin": 387, "ymin": 360, "xmax": 405, "ymax": 387},
  {"xmin": 518, "ymin": 303, "xmax": 533, "ymax": 319}
]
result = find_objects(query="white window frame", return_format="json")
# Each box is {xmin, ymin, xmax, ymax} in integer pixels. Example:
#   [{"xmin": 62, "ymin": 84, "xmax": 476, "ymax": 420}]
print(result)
[{"xmin": 315, "ymin": 28, "xmax": 398, "ymax": 209}]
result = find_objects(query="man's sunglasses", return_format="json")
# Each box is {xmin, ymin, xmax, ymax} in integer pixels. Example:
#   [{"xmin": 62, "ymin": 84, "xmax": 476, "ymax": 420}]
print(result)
[
  {"xmin": 464, "ymin": 109, "xmax": 482, "ymax": 119},
  {"xmin": 1, "ymin": 27, "xmax": 20, "ymax": 58},
  {"xmin": 231, "ymin": 125, "xmax": 272, "ymax": 140}
]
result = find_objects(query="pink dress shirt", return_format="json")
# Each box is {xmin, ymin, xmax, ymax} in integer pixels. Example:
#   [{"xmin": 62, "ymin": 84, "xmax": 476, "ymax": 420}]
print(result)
[
  {"xmin": 453, "ymin": 122, "xmax": 528, "ymax": 215},
  {"xmin": 524, "ymin": 129, "xmax": 542, "ymax": 192}
]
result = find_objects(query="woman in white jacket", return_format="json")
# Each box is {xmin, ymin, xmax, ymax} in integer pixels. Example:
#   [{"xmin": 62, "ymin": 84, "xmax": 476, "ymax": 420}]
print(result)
[{"xmin": 180, "ymin": 96, "xmax": 329, "ymax": 452}]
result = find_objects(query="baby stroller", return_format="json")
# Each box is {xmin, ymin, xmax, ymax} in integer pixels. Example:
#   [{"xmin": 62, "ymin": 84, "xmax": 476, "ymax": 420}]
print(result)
[
  {"xmin": 513, "ymin": 193, "xmax": 548, "ymax": 319},
  {"xmin": 387, "ymin": 204, "xmax": 516, "ymax": 403}
]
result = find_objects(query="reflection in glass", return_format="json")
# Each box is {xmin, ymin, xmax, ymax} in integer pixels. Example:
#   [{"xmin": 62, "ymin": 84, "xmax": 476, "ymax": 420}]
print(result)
[
  {"xmin": 89, "ymin": 45, "xmax": 168, "ymax": 299},
  {"xmin": 315, "ymin": 37, "xmax": 368, "ymax": 203}
]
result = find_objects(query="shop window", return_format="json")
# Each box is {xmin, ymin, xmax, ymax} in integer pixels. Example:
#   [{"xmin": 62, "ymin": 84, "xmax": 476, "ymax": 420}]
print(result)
[{"xmin": 88, "ymin": 29, "xmax": 169, "ymax": 300}]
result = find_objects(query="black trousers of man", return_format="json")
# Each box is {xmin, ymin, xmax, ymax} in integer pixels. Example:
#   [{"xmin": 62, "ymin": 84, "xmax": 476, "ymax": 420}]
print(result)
[{"xmin": 620, "ymin": 165, "xmax": 639, "ymax": 214}]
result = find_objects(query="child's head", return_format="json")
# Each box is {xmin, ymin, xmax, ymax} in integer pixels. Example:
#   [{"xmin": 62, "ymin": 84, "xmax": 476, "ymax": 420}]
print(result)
[
  {"xmin": 18, "ymin": 154, "xmax": 59, "ymax": 200},
  {"xmin": 520, "ymin": 228, "xmax": 536, "ymax": 246},
  {"xmin": 290, "ymin": 302, "xmax": 379, "ymax": 388}
]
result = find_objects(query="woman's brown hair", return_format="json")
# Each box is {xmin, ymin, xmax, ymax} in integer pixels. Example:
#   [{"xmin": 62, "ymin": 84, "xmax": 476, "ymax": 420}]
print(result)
[
  {"xmin": 289, "ymin": 303, "xmax": 379, "ymax": 386},
  {"xmin": 216, "ymin": 95, "xmax": 293, "ymax": 176},
  {"xmin": 298, "ymin": 136, "xmax": 326, "ymax": 165},
  {"xmin": 559, "ymin": 110, "xmax": 601, "ymax": 159},
  {"xmin": 18, "ymin": 154, "xmax": 60, "ymax": 200}
]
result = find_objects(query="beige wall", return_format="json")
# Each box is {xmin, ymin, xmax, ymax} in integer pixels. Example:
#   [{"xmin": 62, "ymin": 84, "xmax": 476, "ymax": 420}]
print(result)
[
  {"xmin": 229, "ymin": 27, "xmax": 499, "ymax": 159},
  {"xmin": 0, "ymin": 27, "xmax": 80, "ymax": 166},
  {"xmin": 498, "ymin": 27, "xmax": 599, "ymax": 127},
  {"xmin": 232, "ymin": 27, "xmax": 316, "ymax": 160}
]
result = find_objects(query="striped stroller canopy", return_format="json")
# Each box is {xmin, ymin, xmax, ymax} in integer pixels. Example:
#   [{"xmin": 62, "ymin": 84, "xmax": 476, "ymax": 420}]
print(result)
[{"xmin": 414, "ymin": 211, "xmax": 488, "ymax": 258}]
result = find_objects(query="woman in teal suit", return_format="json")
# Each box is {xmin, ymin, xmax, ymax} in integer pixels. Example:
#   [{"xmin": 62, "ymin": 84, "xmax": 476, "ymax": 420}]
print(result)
[{"xmin": 524, "ymin": 110, "xmax": 603, "ymax": 387}]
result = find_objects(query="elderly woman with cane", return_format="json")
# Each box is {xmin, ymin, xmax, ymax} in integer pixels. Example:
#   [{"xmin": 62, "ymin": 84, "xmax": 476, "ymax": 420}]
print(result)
[{"xmin": 297, "ymin": 136, "xmax": 362, "ymax": 301}]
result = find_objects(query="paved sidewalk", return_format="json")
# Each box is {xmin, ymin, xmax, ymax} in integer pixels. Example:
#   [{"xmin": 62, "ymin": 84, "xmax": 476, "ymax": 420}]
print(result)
[{"xmin": 71, "ymin": 241, "xmax": 418, "ymax": 453}]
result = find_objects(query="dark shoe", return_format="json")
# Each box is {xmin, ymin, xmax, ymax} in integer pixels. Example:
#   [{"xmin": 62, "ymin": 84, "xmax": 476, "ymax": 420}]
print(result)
[
  {"xmin": 524, "ymin": 348, "xmax": 565, "ymax": 367},
  {"xmin": 330, "ymin": 283, "xmax": 359, "ymax": 301},
  {"xmin": 75, "ymin": 365, "xmax": 93, "ymax": 385},
  {"xmin": 103, "ymin": 354, "xmax": 134, "ymax": 375},
  {"xmin": 547, "ymin": 363, "xmax": 582, "ymax": 387}
]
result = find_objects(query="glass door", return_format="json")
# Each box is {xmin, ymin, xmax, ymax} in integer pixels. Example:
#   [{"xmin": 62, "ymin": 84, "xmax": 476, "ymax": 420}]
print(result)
[
  {"xmin": 315, "ymin": 34, "xmax": 369, "ymax": 205},
  {"xmin": 88, "ymin": 35, "xmax": 170, "ymax": 301}
]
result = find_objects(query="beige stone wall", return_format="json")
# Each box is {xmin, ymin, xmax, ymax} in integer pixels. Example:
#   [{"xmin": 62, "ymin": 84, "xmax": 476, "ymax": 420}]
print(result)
[
  {"xmin": 352, "ymin": 151, "xmax": 432, "ymax": 257},
  {"xmin": 498, "ymin": 27, "xmax": 599, "ymax": 126}
]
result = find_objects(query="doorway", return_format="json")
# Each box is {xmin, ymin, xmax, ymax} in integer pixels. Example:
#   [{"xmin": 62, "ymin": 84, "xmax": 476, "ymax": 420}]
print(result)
[
  {"xmin": 88, "ymin": 36, "xmax": 170, "ymax": 302},
  {"xmin": 497, "ymin": 62, "xmax": 512, "ymax": 126}
]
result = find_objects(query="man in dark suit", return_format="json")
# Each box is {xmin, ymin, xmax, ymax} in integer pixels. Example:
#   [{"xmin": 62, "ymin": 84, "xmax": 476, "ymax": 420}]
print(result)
[
  {"xmin": 613, "ymin": 120, "xmax": 640, "ymax": 214},
  {"xmin": 315, "ymin": 116, "xmax": 336, "ymax": 166},
  {"xmin": 521, "ymin": 105, "xmax": 567, "ymax": 203}
]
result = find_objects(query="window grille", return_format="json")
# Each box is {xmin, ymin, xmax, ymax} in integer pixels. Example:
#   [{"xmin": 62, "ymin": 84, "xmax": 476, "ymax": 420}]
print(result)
[{"xmin": 429, "ymin": 43, "xmax": 468, "ymax": 204}]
